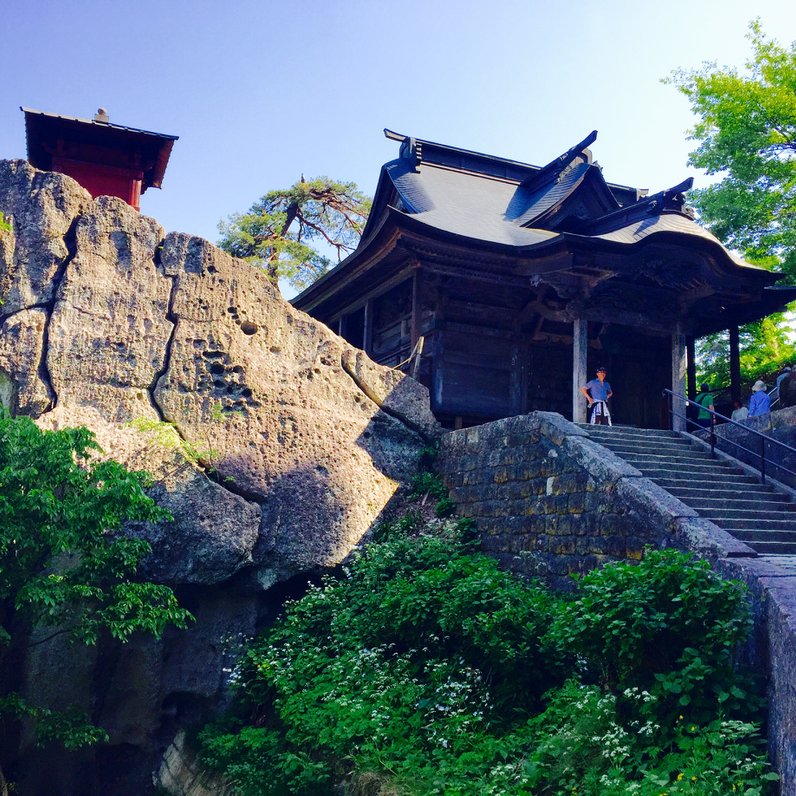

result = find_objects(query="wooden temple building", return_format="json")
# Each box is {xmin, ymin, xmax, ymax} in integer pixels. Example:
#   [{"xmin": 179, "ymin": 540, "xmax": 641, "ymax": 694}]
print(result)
[
  {"xmin": 21, "ymin": 107, "xmax": 178, "ymax": 211},
  {"xmin": 297, "ymin": 130, "xmax": 796, "ymax": 429}
]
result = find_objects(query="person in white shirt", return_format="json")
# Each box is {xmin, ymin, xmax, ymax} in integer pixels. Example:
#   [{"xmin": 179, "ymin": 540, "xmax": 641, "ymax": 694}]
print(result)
[{"xmin": 731, "ymin": 399, "xmax": 749, "ymax": 423}]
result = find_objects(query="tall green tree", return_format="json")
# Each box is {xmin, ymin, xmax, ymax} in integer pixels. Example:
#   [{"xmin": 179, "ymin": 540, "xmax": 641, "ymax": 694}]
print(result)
[
  {"xmin": 0, "ymin": 412, "xmax": 192, "ymax": 790},
  {"xmin": 218, "ymin": 176, "xmax": 371, "ymax": 290},
  {"xmin": 668, "ymin": 22, "xmax": 796, "ymax": 387},
  {"xmin": 668, "ymin": 21, "xmax": 796, "ymax": 278}
]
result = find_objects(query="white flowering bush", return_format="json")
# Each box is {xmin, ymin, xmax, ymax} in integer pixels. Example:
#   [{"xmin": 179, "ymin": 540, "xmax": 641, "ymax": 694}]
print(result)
[{"xmin": 197, "ymin": 523, "xmax": 777, "ymax": 795}]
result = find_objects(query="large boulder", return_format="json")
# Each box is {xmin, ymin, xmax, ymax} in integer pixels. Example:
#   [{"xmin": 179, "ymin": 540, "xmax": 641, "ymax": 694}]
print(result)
[
  {"xmin": 0, "ymin": 160, "xmax": 440, "ymax": 585},
  {"xmin": 0, "ymin": 159, "xmax": 440, "ymax": 794}
]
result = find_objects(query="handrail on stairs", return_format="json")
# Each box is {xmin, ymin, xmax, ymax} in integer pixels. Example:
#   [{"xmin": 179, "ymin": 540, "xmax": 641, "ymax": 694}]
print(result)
[{"xmin": 662, "ymin": 388, "xmax": 796, "ymax": 487}]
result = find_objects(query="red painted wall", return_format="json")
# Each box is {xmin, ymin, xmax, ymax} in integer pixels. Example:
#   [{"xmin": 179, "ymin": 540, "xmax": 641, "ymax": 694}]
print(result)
[{"xmin": 52, "ymin": 157, "xmax": 143, "ymax": 210}]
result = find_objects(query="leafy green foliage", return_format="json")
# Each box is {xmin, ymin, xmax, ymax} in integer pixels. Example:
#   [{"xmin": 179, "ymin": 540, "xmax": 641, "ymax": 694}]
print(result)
[
  {"xmin": 0, "ymin": 411, "xmax": 192, "ymax": 751},
  {"xmin": 198, "ymin": 526, "xmax": 775, "ymax": 794},
  {"xmin": 0, "ymin": 694, "xmax": 108, "ymax": 750},
  {"xmin": 694, "ymin": 320, "xmax": 796, "ymax": 393},
  {"xmin": 408, "ymin": 470, "xmax": 448, "ymax": 500},
  {"xmin": 667, "ymin": 22, "xmax": 796, "ymax": 279},
  {"xmin": 525, "ymin": 682, "xmax": 776, "ymax": 795},
  {"xmin": 551, "ymin": 549, "xmax": 754, "ymax": 726},
  {"xmin": 218, "ymin": 177, "xmax": 371, "ymax": 289},
  {"xmin": 0, "ymin": 212, "xmax": 10, "ymax": 234}
]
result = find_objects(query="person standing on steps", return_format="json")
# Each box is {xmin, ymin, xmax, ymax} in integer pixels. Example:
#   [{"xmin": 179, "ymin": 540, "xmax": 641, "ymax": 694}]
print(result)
[
  {"xmin": 782, "ymin": 367, "xmax": 796, "ymax": 408},
  {"xmin": 693, "ymin": 383, "xmax": 715, "ymax": 429},
  {"xmin": 748, "ymin": 380, "xmax": 771, "ymax": 418},
  {"xmin": 731, "ymin": 399, "xmax": 749, "ymax": 423},
  {"xmin": 580, "ymin": 366, "xmax": 613, "ymax": 425}
]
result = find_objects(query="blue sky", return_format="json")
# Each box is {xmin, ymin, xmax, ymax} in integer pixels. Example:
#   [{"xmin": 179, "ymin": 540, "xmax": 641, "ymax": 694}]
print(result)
[{"xmin": 2, "ymin": 0, "xmax": 795, "ymax": 281}]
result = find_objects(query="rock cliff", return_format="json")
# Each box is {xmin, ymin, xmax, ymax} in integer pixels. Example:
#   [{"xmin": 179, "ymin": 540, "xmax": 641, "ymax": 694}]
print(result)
[{"xmin": 0, "ymin": 159, "xmax": 440, "ymax": 793}]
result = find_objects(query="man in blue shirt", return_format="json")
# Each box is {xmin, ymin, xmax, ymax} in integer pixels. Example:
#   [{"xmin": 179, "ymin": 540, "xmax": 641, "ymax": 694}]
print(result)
[{"xmin": 580, "ymin": 366, "xmax": 613, "ymax": 425}]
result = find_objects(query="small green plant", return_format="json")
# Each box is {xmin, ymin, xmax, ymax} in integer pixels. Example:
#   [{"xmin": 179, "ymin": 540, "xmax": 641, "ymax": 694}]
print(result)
[
  {"xmin": 0, "ymin": 211, "xmax": 11, "ymax": 233},
  {"xmin": 370, "ymin": 509, "xmax": 422, "ymax": 542},
  {"xmin": 409, "ymin": 470, "xmax": 448, "ymax": 500},
  {"xmin": 434, "ymin": 496, "xmax": 456, "ymax": 518},
  {"xmin": 127, "ymin": 417, "xmax": 221, "ymax": 474},
  {"xmin": 417, "ymin": 442, "xmax": 439, "ymax": 471}
]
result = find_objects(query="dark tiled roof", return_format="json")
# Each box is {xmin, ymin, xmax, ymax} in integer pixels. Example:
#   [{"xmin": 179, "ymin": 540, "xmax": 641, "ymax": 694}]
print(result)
[
  {"xmin": 379, "ymin": 130, "xmax": 710, "ymax": 251},
  {"xmin": 293, "ymin": 131, "xmax": 787, "ymax": 314}
]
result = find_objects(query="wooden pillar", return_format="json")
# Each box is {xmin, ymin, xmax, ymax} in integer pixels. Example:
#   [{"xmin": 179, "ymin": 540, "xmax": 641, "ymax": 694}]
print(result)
[
  {"xmin": 671, "ymin": 329, "xmax": 687, "ymax": 432},
  {"xmin": 729, "ymin": 325, "xmax": 741, "ymax": 401},
  {"xmin": 363, "ymin": 299, "xmax": 373, "ymax": 354},
  {"xmin": 572, "ymin": 319, "xmax": 588, "ymax": 423},
  {"xmin": 337, "ymin": 315, "xmax": 346, "ymax": 339},
  {"xmin": 410, "ymin": 267, "xmax": 422, "ymax": 348},
  {"xmin": 686, "ymin": 336, "xmax": 697, "ymax": 400}
]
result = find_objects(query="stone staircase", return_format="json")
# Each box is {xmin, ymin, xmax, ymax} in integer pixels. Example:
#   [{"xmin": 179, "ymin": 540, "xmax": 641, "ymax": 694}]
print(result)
[{"xmin": 581, "ymin": 424, "xmax": 796, "ymax": 555}]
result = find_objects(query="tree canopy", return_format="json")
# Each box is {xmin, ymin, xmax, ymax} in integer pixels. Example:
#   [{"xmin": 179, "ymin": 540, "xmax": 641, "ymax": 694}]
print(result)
[
  {"xmin": 667, "ymin": 21, "xmax": 796, "ymax": 279},
  {"xmin": 668, "ymin": 22, "xmax": 796, "ymax": 390},
  {"xmin": 218, "ymin": 176, "xmax": 371, "ymax": 290}
]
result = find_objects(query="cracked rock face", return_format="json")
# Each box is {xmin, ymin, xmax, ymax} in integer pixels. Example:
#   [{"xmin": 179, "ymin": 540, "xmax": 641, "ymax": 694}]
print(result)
[
  {"xmin": 0, "ymin": 159, "xmax": 440, "ymax": 586},
  {"xmin": 0, "ymin": 159, "xmax": 440, "ymax": 792}
]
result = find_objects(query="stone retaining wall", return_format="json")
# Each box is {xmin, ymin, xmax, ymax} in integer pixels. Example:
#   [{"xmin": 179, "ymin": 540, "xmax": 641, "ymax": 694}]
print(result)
[
  {"xmin": 713, "ymin": 556, "xmax": 796, "ymax": 793},
  {"xmin": 437, "ymin": 411, "xmax": 749, "ymax": 588},
  {"xmin": 438, "ymin": 410, "xmax": 796, "ymax": 791}
]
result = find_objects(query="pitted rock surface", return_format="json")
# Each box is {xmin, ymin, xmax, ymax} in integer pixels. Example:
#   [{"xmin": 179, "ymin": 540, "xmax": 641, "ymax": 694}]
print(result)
[
  {"xmin": 0, "ymin": 159, "xmax": 439, "ymax": 588},
  {"xmin": 0, "ymin": 159, "xmax": 440, "ymax": 793}
]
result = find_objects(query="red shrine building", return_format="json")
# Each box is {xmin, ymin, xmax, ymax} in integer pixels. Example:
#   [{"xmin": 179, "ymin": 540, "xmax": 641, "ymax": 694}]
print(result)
[
  {"xmin": 21, "ymin": 107, "xmax": 178, "ymax": 211},
  {"xmin": 294, "ymin": 130, "xmax": 796, "ymax": 430}
]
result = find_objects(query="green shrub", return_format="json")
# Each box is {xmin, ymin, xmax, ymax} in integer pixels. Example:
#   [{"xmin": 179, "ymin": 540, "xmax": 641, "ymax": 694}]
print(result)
[
  {"xmin": 525, "ymin": 681, "xmax": 776, "ymax": 795},
  {"xmin": 198, "ymin": 723, "xmax": 332, "ymax": 795},
  {"xmin": 434, "ymin": 496, "xmax": 456, "ymax": 518},
  {"xmin": 199, "ymin": 534, "xmax": 775, "ymax": 795},
  {"xmin": 550, "ymin": 548, "xmax": 755, "ymax": 729}
]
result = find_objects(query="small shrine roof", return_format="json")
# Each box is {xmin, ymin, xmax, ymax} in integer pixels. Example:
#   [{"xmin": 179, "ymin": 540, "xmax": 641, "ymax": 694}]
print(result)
[{"xmin": 21, "ymin": 107, "xmax": 178, "ymax": 191}]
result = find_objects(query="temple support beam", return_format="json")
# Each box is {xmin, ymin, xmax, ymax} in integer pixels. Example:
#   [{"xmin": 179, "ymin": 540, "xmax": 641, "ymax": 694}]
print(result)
[
  {"xmin": 572, "ymin": 319, "xmax": 588, "ymax": 423},
  {"xmin": 686, "ymin": 336, "xmax": 696, "ymax": 400},
  {"xmin": 672, "ymin": 329, "xmax": 687, "ymax": 432},
  {"xmin": 729, "ymin": 325, "xmax": 741, "ymax": 401},
  {"xmin": 363, "ymin": 299, "xmax": 373, "ymax": 354}
]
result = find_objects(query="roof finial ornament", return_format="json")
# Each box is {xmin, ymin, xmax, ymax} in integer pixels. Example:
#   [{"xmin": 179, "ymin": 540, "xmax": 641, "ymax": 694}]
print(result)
[{"xmin": 94, "ymin": 108, "xmax": 109, "ymax": 123}]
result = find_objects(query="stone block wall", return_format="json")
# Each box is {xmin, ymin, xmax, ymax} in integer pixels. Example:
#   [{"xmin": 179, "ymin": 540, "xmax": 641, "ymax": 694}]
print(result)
[
  {"xmin": 437, "ymin": 411, "xmax": 749, "ymax": 588},
  {"xmin": 715, "ymin": 556, "xmax": 796, "ymax": 793},
  {"xmin": 438, "ymin": 410, "xmax": 796, "ymax": 791}
]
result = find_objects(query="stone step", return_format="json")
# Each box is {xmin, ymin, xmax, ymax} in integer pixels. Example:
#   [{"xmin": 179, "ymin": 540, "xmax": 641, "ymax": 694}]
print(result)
[
  {"xmin": 603, "ymin": 441, "xmax": 702, "ymax": 455},
  {"xmin": 579, "ymin": 425, "xmax": 682, "ymax": 440},
  {"xmin": 639, "ymin": 465, "xmax": 753, "ymax": 481},
  {"xmin": 717, "ymin": 518, "xmax": 796, "ymax": 531},
  {"xmin": 736, "ymin": 540, "xmax": 796, "ymax": 555},
  {"xmin": 619, "ymin": 453, "xmax": 733, "ymax": 468},
  {"xmin": 647, "ymin": 471, "xmax": 761, "ymax": 486},
  {"xmin": 665, "ymin": 485, "xmax": 781, "ymax": 500},
  {"xmin": 734, "ymin": 529, "xmax": 796, "ymax": 543},
  {"xmin": 699, "ymin": 507, "xmax": 796, "ymax": 523},
  {"xmin": 687, "ymin": 497, "xmax": 793, "ymax": 512}
]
